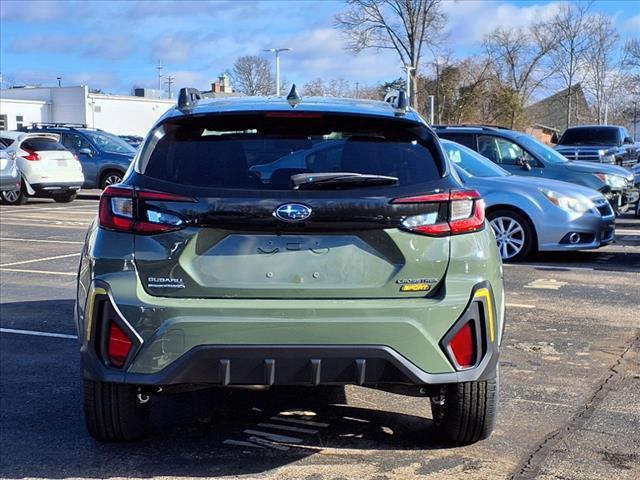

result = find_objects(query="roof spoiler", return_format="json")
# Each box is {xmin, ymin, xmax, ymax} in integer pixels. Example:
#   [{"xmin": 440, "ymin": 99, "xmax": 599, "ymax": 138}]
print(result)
[
  {"xmin": 177, "ymin": 88, "xmax": 202, "ymax": 111},
  {"xmin": 383, "ymin": 90, "xmax": 408, "ymax": 116}
]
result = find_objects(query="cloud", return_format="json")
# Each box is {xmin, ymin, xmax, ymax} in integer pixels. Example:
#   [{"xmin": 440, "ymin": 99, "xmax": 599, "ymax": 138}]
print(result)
[
  {"xmin": 0, "ymin": 0, "xmax": 94, "ymax": 22},
  {"xmin": 624, "ymin": 13, "xmax": 640, "ymax": 32},
  {"xmin": 83, "ymin": 35, "xmax": 135, "ymax": 61},
  {"xmin": 9, "ymin": 34, "xmax": 76, "ymax": 53},
  {"xmin": 441, "ymin": 0, "xmax": 564, "ymax": 48}
]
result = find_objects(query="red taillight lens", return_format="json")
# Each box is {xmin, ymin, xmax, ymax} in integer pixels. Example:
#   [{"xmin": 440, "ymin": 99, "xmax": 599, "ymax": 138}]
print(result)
[
  {"xmin": 449, "ymin": 322, "xmax": 476, "ymax": 368},
  {"xmin": 108, "ymin": 322, "xmax": 133, "ymax": 367},
  {"xmin": 392, "ymin": 189, "xmax": 485, "ymax": 236},
  {"xmin": 98, "ymin": 186, "xmax": 193, "ymax": 234},
  {"xmin": 22, "ymin": 148, "xmax": 41, "ymax": 161}
]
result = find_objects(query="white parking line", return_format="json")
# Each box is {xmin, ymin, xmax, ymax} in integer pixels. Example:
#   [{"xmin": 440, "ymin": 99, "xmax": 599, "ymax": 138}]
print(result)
[
  {"xmin": 257, "ymin": 422, "xmax": 319, "ymax": 434},
  {"xmin": 269, "ymin": 416, "xmax": 330, "ymax": 428},
  {"xmin": 524, "ymin": 278, "xmax": 568, "ymax": 290},
  {"xmin": 0, "ymin": 238, "xmax": 84, "ymax": 245},
  {"xmin": 0, "ymin": 328, "xmax": 77, "ymax": 339},
  {"xmin": 503, "ymin": 264, "xmax": 594, "ymax": 271},
  {"xmin": 243, "ymin": 429, "xmax": 303, "ymax": 444},
  {"xmin": 0, "ymin": 222, "xmax": 89, "ymax": 230},
  {"xmin": 0, "ymin": 203, "xmax": 96, "ymax": 213},
  {"xmin": 0, "ymin": 268, "xmax": 76, "ymax": 276},
  {"xmin": 506, "ymin": 303, "xmax": 536, "ymax": 309},
  {"xmin": 0, "ymin": 252, "xmax": 80, "ymax": 267},
  {"xmin": 617, "ymin": 229, "xmax": 640, "ymax": 235},
  {"xmin": 222, "ymin": 439, "xmax": 265, "ymax": 449}
]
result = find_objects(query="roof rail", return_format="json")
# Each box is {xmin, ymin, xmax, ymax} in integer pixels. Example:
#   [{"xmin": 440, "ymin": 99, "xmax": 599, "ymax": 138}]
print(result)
[
  {"xmin": 27, "ymin": 122, "xmax": 88, "ymax": 128},
  {"xmin": 178, "ymin": 88, "xmax": 202, "ymax": 111},
  {"xmin": 434, "ymin": 123, "xmax": 512, "ymax": 131}
]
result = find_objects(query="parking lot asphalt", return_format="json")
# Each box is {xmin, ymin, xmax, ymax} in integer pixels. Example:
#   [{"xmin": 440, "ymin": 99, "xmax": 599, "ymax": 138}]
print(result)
[{"xmin": 0, "ymin": 199, "xmax": 638, "ymax": 480}]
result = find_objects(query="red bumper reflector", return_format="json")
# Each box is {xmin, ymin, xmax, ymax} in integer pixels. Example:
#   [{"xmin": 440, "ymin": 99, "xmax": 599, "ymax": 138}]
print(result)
[
  {"xmin": 449, "ymin": 322, "xmax": 475, "ymax": 368},
  {"xmin": 108, "ymin": 323, "xmax": 133, "ymax": 367}
]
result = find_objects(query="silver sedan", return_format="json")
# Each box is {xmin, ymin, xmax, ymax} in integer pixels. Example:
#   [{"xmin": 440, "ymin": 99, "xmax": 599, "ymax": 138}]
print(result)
[
  {"xmin": 441, "ymin": 140, "xmax": 616, "ymax": 261},
  {"xmin": 0, "ymin": 147, "xmax": 20, "ymax": 195}
]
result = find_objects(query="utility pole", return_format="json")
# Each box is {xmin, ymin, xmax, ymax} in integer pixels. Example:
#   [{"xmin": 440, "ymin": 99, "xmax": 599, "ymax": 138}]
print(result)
[
  {"xmin": 402, "ymin": 64, "xmax": 415, "ymax": 107},
  {"xmin": 355, "ymin": 82, "xmax": 360, "ymax": 99},
  {"xmin": 634, "ymin": 101, "xmax": 638, "ymax": 142},
  {"xmin": 57, "ymin": 77, "xmax": 62, "ymax": 87},
  {"xmin": 264, "ymin": 47, "xmax": 291, "ymax": 96},
  {"xmin": 165, "ymin": 75, "xmax": 175, "ymax": 99},
  {"xmin": 156, "ymin": 60, "xmax": 163, "ymax": 94}
]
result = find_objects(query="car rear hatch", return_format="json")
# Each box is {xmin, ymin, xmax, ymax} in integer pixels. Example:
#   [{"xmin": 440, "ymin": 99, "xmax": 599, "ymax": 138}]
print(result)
[
  {"xmin": 19, "ymin": 134, "xmax": 80, "ymax": 180},
  {"xmin": 101, "ymin": 112, "xmax": 482, "ymax": 299}
]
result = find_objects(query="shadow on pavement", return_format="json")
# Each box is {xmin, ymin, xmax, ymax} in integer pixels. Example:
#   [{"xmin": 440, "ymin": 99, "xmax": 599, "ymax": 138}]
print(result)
[{"xmin": 1, "ymin": 300, "xmax": 445, "ymax": 479}]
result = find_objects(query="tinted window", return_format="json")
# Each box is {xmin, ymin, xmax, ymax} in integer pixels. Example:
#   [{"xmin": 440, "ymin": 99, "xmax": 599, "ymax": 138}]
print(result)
[
  {"xmin": 62, "ymin": 133, "xmax": 93, "ymax": 152},
  {"xmin": 82, "ymin": 130, "xmax": 136, "ymax": 154},
  {"xmin": 21, "ymin": 138, "xmax": 67, "ymax": 151},
  {"xmin": 144, "ymin": 113, "xmax": 444, "ymax": 191},
  {"xmin": 438, "ymin": 132, "xmax": 475, "ymax": 149},
  {"xmin": 477, "ymin": 135, "xmax": 536, "ymax": 166},
  {"xmin": 516, "ymin": 135, "xmax": 567, "ymax": 164},
  {"xmin": 558, "ymin": 127, "xmax": 620, "ymax": 146}
]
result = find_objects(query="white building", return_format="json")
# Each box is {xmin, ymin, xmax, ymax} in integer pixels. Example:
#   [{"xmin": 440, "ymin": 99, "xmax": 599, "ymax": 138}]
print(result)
[{"xmin": 0, "ymin": 85, "xmax": 176, "ymax": 136}]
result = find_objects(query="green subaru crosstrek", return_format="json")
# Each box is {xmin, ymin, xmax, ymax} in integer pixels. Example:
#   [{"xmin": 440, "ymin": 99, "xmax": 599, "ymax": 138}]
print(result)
[{"xmin": 76, "ymin": 89, "xmax": 505, "ymax": 444}]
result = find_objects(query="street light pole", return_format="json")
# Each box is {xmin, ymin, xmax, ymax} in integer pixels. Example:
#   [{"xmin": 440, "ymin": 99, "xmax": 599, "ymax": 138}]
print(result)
[
  {"xmin": 264, "ymin": 48, "xmax": 292, "ymax": 96},
  {"xmin": 402, "ymin": 64, "xmax": 415, "ymax": 106},
  {"xmin": 57, "ymin": 77, "xmax": 62, "ymax": 87}
]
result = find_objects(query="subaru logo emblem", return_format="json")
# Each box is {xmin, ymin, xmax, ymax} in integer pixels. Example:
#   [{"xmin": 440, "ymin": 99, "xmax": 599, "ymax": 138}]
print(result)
[{"xmin": 274, "ymin": 203, "xmax": 312, "ymax": 222}]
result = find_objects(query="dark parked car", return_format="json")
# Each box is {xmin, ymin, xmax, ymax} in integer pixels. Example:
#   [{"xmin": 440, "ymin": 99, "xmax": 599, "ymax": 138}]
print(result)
[
  {"xmin": 554, "ymin": 125, "xmax": 638, "ymax": 168},
  {"xmin": 19, "ymin": 124, "xmax": 135, "ymax": 188},
  {"xmin": 435, "ymin": 125, "xmax": 638, "ymax": 214}
]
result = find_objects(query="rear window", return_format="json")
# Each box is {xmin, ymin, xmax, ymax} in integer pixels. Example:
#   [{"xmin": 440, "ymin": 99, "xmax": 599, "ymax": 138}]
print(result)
[
  {"xmin": 142, "ymin": 113, "xmax": 444, "ymax": 190},
  {"xmin": 558, "ymin": 127, "xmax": 620, "ymax": 146},
  {"xmin": 21, "ymin": 138, "xmax": 67, "ymax": 151}
]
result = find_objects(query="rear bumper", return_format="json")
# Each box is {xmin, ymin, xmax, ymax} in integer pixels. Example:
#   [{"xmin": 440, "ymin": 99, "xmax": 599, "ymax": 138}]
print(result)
[
  {"xmin": 30, "ymin": 182, "xmax": 82, "ymax": 194},
  {"xmin": 81, "ymin": 342, "xmax": 500, "ymax": 388}
]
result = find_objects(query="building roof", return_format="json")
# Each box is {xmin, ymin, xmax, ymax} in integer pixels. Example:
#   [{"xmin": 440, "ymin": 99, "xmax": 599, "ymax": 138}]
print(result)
[{"xmin": 525, "ymin": 84, "xmax": 592, "ymax": 132}]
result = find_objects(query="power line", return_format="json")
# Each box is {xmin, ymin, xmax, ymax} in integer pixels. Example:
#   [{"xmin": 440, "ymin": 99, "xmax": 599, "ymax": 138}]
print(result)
[{"xmin": 165, "ymin": 75, "xmax": 175, "ymax": 99}]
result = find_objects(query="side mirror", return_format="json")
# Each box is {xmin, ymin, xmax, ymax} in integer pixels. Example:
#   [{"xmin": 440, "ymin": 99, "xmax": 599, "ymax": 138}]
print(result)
[
  {"xmin": 550, "ymin": 132, "xmax": 559, "ymax": 144},
  {"xmin": 624, "ymin": 136, "xmax": 633, "ymax": 144},
  {"xmin": 516, "ymin": 157, "xmax": 532, "ymax": 171},
  {"xmin": 78, "ymin": 148, "xmax": 93, "ymax": 157}
]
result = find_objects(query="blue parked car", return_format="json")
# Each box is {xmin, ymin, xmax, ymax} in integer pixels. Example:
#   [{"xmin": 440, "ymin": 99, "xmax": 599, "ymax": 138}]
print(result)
[
  {"xmin": 18, "ymin": 124, "xmax": 136, "ymax": 188},
  {"xmin": 441, "ymin": 140, "xmax": 615, "ymax": 261}
]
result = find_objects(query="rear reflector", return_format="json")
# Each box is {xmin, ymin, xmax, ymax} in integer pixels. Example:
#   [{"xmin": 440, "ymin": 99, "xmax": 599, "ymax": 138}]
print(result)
[
  {"xmin": 393, "ymin": 189, "xmax": 485, "ymax": 236},
  {"xmin": 108, "ymin": 322, "xmax": 133, "ymax": 367},
  {"xmin": 449, "ymin": 322, "xmax": 476, "ymax": 368}
]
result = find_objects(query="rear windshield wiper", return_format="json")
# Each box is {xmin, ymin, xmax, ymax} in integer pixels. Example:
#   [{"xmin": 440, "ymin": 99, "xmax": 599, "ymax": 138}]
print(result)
[{"xmin": 291, "ymin": 172, "xmax": 399, "ymax": 190}]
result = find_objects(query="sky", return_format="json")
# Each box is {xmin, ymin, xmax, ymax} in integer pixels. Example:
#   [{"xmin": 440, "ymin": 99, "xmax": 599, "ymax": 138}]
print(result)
[{"xmin": 1, "ymin": 0, "xmax": 638, "ymax": 96}]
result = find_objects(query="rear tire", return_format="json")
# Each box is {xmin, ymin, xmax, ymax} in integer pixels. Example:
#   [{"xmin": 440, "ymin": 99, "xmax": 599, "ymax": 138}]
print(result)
[
  {"xmin": 83, "ymin": 379, "xmax": 151, "ymax": 442},
  {"xmin": 100, "ymin": 170, "xmax": 124, "ymax": 189},
  {"xmin": 1, "ymin": 184, "xmax": 28, "ymax": 205},
  {"xmin": 430, "ymin": 373, "xmax": 499, "ymax": 444},
  {"xmin": 52, "ymin": 192, "xmax": 77, "ymax": 203}
]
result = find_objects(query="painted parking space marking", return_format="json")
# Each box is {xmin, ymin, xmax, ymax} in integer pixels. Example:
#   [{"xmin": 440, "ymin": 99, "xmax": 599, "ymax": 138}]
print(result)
[
  {"xmin": 0, "ymin": 268, "xmax": 76, "ymax": 276},
  {"xmin": 503, "ymin": 264, "xmax": 594, "ymax": 272},
  {"xmin": 0, "ymin": 222, "xmax": 89, "ymax": 230},
  {"xmin": 243, "ymin": 429, "xmax": 304, "ymax": 444},
  {"xmin": 0, "ymin": 238, "xmax": 84, "ymax": 245},
  {"xmin": 269, "ymin": 416, "xmax": 330, "ymax": 428},
  {"xmin": 256, "ymin": 422, "xmax": 319, "ymax": 434},
  {"xmin": 524, "ymin": 278, "xmax": 568, "ymax": 290},
  {"xmin": 617, "ymin": 229, "xmax": 640, "ymax": 235},
  {"xmin": 506, "ymin": 303, "xmax": 536, "ymax": 309},
  {"xmin": 0, "ymin": 252, "xmax": 80, "ymax": 267},
  {"xmin": 0, "ymin": 328, "xmax": 77, "ymax": 339},
  {"xmin": 222, "ymin": 439, "xmax": 265, "ymax": 449}
]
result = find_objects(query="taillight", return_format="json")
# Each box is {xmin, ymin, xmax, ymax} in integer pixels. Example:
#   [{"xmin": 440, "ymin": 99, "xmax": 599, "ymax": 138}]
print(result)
[
  {"xmin": 392, "ymin": 189, "xmax": 485, "ymax": 236},
  {"xmin": 449, "ymin": 322, "xmax": 476, "ymax": 368},
  {"xmin": 22, "ymin": 148, "xmax": 41, "ymax": 161},
  {"xmin": 107, "ymin": 322, "xmax": 133, "ymax": 367},
  {"xmin": 98, "ymin": 185, "xmax": 194, "ymax": 234}
]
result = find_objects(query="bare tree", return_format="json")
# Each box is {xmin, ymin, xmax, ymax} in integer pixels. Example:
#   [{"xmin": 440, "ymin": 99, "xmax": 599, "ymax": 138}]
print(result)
[
  {"xmin": 483, "ymin": 24, "xmax": 556, "ymax": 127},
  {"xmin": 229, "ymin": 55, "xmax": 275, "ymax": 96},
  {"xmin": 302, "ymin": 78, "xmax": 352, "ymax": 97},
  {"xmin": 624, "ymin": 39, "xmax": 640, "ymax": 68},
  {"xmin": 583, "ymin": 14, "xmax": 622, "ymax": 124},
  {"xmin": 548, "ymin": 2, "xmax": 594, "ymax": 129},
  {"xmin": 334, "ymin": 0, "xmax": 446, "ymax": 107}
]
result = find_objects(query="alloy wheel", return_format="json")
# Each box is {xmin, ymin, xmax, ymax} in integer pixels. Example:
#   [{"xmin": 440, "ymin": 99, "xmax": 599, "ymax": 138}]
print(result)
[
  {"xmin": 490, "ymin": 216, "xmax": 525, "ymax": 260},
  {"xmin": 3, "ymin": 190, "xmax": 20, "ymax": 203},
  {"xmin": 104, "ymin": 174, "xmax": 123, "ymax": 187}
]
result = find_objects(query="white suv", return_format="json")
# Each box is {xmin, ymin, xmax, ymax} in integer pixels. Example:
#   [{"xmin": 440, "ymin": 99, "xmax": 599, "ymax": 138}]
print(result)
[{"xmin": 0, "ymin": 131, "xmax": 84, "ymax": 204}]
